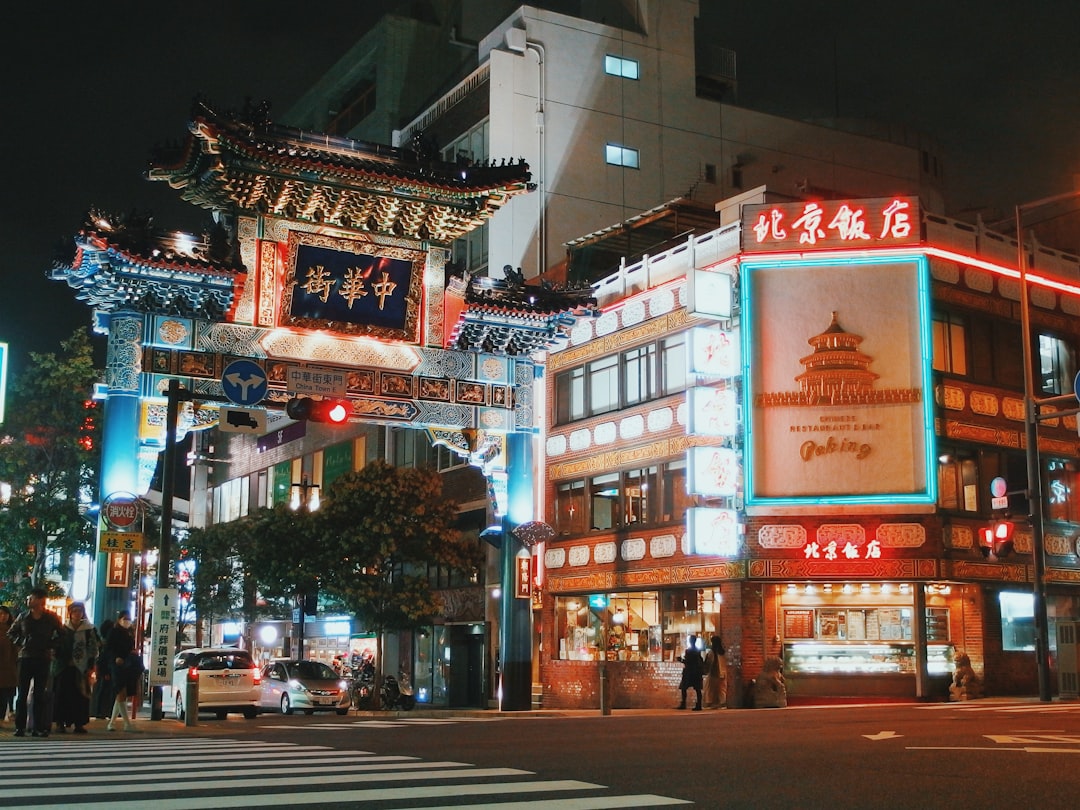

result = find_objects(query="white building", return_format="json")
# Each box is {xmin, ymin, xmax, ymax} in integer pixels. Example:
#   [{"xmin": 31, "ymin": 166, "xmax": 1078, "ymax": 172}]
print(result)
[{"xmin": 286, "ymin": 1, "xmax": 944, "ymax": 283}]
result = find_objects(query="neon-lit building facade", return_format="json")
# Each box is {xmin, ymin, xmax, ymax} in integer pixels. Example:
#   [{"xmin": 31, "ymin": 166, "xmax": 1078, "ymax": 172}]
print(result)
[{"xmin": 538, "ymin": 189, "xmax": 1080, "ymax": 707}]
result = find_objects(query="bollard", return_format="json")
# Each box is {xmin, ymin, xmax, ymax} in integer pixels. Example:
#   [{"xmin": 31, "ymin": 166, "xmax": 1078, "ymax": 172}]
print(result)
[
  {"xmin": 599, "ymin": 662, "xmax": 611, "ymax": 715},
  {"xmin": 184, "ymin": 668, "xmax": 199, "ymax": 727}
]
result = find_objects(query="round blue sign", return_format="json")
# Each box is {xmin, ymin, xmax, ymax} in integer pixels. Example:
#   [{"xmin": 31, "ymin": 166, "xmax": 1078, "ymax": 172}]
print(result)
[{"xmin": 221, "ymin": 359, "xmax": 268, "ymax": 406}]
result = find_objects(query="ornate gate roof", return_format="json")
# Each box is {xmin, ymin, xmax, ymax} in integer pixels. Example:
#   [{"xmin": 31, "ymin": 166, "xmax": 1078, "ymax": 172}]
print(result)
[{"xmin": 145, "ymin": 100, "xmax": 533, "ymax": 245}]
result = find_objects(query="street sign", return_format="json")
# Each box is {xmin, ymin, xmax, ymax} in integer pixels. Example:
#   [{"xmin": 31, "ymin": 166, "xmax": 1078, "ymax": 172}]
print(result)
[
  {"xmin": 102, "ymin": 493, "xmax": 140, "ymax": 529},
  {"xmin": 990, "ymin": 477, "xmax": 1008, "ymax": 510},
  {"xmin": 99, "ymin": 531, "xmax": 144, "ymax": 553},
  {"xmin": 221, "ymin": 359, "xmax": 268, "ymax": 406},
  {"xmin": 991, "ymin": 496, "xmax": 1009, "ymax": 510},
  {"xmin": 148, "ymin": 588, "xmax": 179, "ymax": 686},
  {"xmin": 285, "ymin": 364, "xmax": 348, "ymax": 397},
  {"xmin": 218, "ymin": 406, "xmax": 267, "ymax": 434}
]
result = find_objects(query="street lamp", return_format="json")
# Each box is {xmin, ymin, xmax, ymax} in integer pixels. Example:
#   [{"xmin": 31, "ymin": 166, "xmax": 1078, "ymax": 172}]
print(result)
[
  {"xmin": 1016, "ymin": 190, "xmax": 1080, "ymax": 702},
  {"xmin": 289, "ymin": 475, "xmax": 320, "ymax": 660}
]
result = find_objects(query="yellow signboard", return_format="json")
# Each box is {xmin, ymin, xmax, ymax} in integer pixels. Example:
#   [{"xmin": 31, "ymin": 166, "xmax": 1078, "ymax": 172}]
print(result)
[{"xmin": 99, "ymin": 531, "xmax": 144, "ymax": 553}]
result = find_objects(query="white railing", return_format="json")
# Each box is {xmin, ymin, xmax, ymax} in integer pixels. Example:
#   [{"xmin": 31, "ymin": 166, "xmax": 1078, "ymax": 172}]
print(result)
[{"xmin": 591, "ymin": 223, "xmax": 740, "ymax": 307}]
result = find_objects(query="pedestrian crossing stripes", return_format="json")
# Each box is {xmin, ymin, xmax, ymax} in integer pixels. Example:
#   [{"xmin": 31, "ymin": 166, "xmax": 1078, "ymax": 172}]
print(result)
[
  {"xmin": 916, "ymin": 700, "xmax": 1080, "ymax": 714},
  {"xmin": 260, "ymin": 716, "xmax": 507, "ymax": 730},
  {"xmin": 2, "ymin": 737, "xmax": 690, "ymax": 809}
]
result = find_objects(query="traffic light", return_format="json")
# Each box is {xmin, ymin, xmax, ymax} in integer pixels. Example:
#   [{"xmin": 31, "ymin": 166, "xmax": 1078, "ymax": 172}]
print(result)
[
  {"xmin": 285, "ymin": 397, "xmax": 350, "ymax": 424},
  {"xmin": 978, "ymin": 520, "xmax": 1015, "ymax": 558}
]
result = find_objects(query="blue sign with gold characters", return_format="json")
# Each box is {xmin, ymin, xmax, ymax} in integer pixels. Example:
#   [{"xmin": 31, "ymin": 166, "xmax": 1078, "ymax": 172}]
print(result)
[{"xmin": 282, "ymin": 232, "xmax": 424, "ymax": 342}]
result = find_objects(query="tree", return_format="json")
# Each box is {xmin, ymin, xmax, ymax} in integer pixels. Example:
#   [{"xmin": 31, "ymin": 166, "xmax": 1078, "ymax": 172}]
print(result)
[
  {"xmin": 179, "ymin": 520, "xmax": 246, "ymax": 647},
  {"xmin": 313, "ymin": 460, "xmax": 483, "ymax": 703},
  {"xmin": 0, "ymin": 329, "xmax": 101, "ymax": 602},
  {"xmin": 0, "ymin": 330, "xmax": 100, "ymax": 597}
]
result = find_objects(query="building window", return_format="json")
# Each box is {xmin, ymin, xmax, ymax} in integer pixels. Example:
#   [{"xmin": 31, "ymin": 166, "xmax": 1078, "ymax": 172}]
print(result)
[
  {"xmin": 327, "ymin": 77, "xmax": 377, "ymax": 136},
  {"xmin": 452, "ymin": 222, "xmax": 489, "ymax": 276},
  {"xmin": 587, "ymin": 354, "xmax": 620, "ymax": 416},
  {"xmin": 555, "ymin": 480, "xmax": 587, "ymax": 536},
  {"xmin": 553, "ymin": 462, "xmax": 685, "ymax": 535},
  {"xmin": 1046, "ymin": 459, "xmax": 1080, "ymax": 524},
  {"xmin": 605, "ymin": 143, "xmax": 639, "ymax": 169},
  {"xmin": 556, "ymin": 589, "xmax": 721, "ymax": 662},
  {"xmin": 661, "ymin": 333, "xmax": 688, "ymax": 396},
  {"xmin": 623, "ymin": 466, "xmax": 658, "ymax": 525},
  {"xmin": 932, "ymin": 311, "xmax": 968, "ymax": 375},
  {"xmin": 555, "ymin": 333, "xmax": 687, "ymax": 425},
  {"xmin": 623, "ymin": 343, "xmax": 657, "ymax": 406},
  {"xmin": 661, "ymin": 459, "xmax": 690, "ymax": 523},
  {"xmin": 937, "ymin": 449, "xmax": 979, "ymax": 512},
  {"xmin": 1038, "ymin": 333, "xmax": 1074, "ymax": 395},
  {"xmin": 999, "ymin": 591, "xmax": 1035, "ymax": 651},
  {"xmin": 604, "ymin": 55, "xmax": 640, "ymax": 79},
  {"xmin": 555, "ymin": 366, "xmax": 586, "ymax": 424},
  {"xmin": 589, "ymin": 473, "xmax": 620, "ymax": 530}
]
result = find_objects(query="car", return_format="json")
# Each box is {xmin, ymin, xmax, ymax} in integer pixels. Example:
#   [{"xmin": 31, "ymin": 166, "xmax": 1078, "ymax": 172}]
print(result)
[
  {"xmin": 260, "ymin": 659, "xmax": 351, "ymax": 715},
  {"xmin": 172, "ymin": 647, "xmax": 261, "ymax": 720}
]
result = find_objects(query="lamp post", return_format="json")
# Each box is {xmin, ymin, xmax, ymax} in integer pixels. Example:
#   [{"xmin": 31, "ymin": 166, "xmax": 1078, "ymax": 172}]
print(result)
[
  {"xmin": 289, "ymin": 476, "xmax": 319, "ymax": 660},
  {"xmin": 1016, "ymin": 190, "xmax": 1080, "ymax": 702}
]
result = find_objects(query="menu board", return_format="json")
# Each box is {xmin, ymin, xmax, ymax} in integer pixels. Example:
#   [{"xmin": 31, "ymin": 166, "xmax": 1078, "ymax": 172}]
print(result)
[
  {"xmin": 784, "ymin": 609, "xmax": 815, "ymax": 639},
  {"xmin": 846, "ymin": 609, "xmax": 866, "ymax": 640}
]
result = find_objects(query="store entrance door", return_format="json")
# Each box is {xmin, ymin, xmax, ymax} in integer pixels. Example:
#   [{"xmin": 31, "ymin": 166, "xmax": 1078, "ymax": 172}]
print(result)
[{"xmin": 448, "ymin": 623, "xmax": 486, "ymax": 708}]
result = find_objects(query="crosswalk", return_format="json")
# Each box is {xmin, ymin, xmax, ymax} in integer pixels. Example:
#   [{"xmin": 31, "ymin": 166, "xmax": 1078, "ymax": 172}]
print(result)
[
  {"xmin": 916, "ymin": 699, "xmax": 1080, "ymax": 714},
  {"xmin": 259, "ymin": 716, "xmax": 507, "ymax": 731},
  {"xmin": 3, "ymin": 737, "xmax": 690, "ymax": 809}
]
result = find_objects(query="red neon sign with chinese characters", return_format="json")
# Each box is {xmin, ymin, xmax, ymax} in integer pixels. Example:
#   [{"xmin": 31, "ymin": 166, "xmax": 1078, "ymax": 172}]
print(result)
[
  {"xmin": 741, "ymin": 197, "xmax": 920, "ymax": 252},
  {"xmin": 802, "ymin": 539, "xmax": 882, "ymax": 562}
]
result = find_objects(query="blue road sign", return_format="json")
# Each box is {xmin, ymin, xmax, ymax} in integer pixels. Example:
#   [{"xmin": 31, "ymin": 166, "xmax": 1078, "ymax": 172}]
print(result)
[{"xmin": 221, "ymin": 359, "xmax": 268, "ymax": 406}]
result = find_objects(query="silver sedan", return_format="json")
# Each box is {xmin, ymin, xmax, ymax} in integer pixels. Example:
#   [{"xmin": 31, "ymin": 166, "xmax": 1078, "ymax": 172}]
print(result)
[{"xmin": 260, "ymin": 660, "xmax": 351, "ymax": 715}]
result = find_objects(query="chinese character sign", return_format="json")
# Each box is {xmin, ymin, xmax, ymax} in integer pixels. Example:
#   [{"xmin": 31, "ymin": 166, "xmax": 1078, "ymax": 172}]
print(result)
[
  {"xmin": 687, "ymin": 508, "xmax": 740, "ymax": 556},
  {"xmin": 741, "ymin": 252, "xmax": 934, "ymax": 508},
  {"xmin": 283, "ymin": 232, "xmax": 423, "ymax": 341},
  {"xmin": 687, "ymin": 446, "xmax": 740, "ymax": 497},
  {"xmin": 741, "ymin": 197, "xmax": 919, "ymax": 252},
  {"xmin": 688, "ymin": 326, "xmax": 740, "ymax": 378},
  {"xmin": 149, "ymin": 588, "xmax": 179, "ymax": 686}
]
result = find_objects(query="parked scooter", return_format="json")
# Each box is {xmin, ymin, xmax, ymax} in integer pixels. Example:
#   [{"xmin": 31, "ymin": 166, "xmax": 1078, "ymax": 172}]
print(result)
[
  {"xmin": 351, "ymin": 664, "xmax": 376, "ymax": 710},
  {"xmin": 380, "ymin": 672, "xmax": 416, "ymax": 711}
]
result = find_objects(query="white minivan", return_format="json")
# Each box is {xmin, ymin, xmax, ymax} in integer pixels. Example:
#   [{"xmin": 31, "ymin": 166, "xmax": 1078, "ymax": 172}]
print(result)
[{"xmin": 172, "ymin": 647, "xmax": 261, "ymax": 720}]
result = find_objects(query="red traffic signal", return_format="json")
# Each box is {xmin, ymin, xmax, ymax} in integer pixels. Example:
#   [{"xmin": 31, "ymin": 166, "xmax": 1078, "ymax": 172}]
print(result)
[
  {"xmin": 285, "ymin": 397, "xmax": 350, "ymax": 424},
  {"xmin": 979, "ymin": 520, "xmax": 1015, "ymax": 558}
]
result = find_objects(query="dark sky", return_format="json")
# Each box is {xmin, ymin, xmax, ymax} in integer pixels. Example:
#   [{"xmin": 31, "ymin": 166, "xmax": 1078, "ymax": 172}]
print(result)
[{"xmin": 2, "ymin": 1, "xmax": 1078, "ymax": 376}]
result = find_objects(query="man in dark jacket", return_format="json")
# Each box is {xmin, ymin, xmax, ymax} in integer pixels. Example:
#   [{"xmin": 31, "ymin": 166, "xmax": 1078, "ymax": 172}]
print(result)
[
  {"xmin": 677, "ymin": 634, "xmax": 704, "ymax": 710},
  {"xmin": 7, "ymin": 588, "xmax": 63, "ymax": 736}
]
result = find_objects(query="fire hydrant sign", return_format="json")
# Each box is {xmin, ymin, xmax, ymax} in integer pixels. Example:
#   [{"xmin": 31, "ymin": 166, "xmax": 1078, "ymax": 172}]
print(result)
[{"xmin": 149, "ymin": 588, "xmax": 179, "ymax": 686}]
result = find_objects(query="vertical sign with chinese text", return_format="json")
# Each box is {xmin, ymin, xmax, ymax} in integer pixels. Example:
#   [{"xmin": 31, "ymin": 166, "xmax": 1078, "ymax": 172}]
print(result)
[{"xmin": 149, "ymin": 588, "xmax": 179, "ymax": 686}]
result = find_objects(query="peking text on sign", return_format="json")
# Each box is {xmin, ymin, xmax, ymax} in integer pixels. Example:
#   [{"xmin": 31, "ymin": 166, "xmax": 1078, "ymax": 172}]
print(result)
[{"xmin": 741, "ymin": 197, "xmax": 920, "ymax": 252}]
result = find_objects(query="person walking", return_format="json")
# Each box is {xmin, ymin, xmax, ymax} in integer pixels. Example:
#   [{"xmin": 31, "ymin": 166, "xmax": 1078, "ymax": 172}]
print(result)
[
  {"xmin": 103, "ymin": 611, "xmax": 138, "ymax": 731},
  {"xmin": 8, "ymin": 588, "xmax": 63, "ymax": 737},
  {"xmin": 52, "ymin": 602, "xmax": 99, "ymax": 734},
  {"xmin": 91, "ymin": 618, "xmax": 115, "ymax": 719},
  {"xmin": 0, "ymin": 605, "xmax": 17, "ymax": 727},
  {"xmin": 702, "ymin": 635, "xmax": 728, "ymax": 709},
  {"xmin": 676, "ymin": 634, "xmax": 704, "ymax": 711}
]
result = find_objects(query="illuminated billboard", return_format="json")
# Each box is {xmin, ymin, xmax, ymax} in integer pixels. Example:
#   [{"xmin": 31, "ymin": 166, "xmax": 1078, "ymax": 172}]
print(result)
[{"xmin": 740, "ymin": 252, "xmax": 935, "ymax": 513}]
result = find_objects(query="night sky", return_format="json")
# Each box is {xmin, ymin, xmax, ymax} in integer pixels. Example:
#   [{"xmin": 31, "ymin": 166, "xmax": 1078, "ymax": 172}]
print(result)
[{"xmin": 2, "ymin": 1, "xmax": 1078, "ymax": 376}]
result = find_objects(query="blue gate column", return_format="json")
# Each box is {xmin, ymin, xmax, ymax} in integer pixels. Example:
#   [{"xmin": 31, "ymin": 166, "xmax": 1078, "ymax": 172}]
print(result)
[
  {"xmin": 499, "ymin": 430, "xmax": 534, "ymax": 711},
  {"xmin": 91, "ymin": 312, "xmax": 144, "ymax": 628}
]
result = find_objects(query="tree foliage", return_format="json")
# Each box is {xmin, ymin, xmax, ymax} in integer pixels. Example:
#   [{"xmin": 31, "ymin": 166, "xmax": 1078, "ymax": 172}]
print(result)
[
  {"xmin": 313, "ymin": 460, "xmax": 482, "ymax": 637},
  {"xmin": 0, "ymin": 329, "xmax": 101, "ymax": 602}
]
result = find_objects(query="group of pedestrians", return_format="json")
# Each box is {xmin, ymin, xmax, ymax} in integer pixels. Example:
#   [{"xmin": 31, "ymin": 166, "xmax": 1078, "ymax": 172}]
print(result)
[
  {"xmin": 676, "ymin": 633, "xmax": 729, "ymax": 710},
  {"xmin": 1, "ymin": 588, "xmax": 141, "ymax": 736}
]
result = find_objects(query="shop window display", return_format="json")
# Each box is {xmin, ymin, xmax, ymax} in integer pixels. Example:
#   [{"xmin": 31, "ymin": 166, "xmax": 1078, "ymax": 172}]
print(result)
[{"xmin": 556, "ymin": 588, "xmax": 721, "ymax": 662}]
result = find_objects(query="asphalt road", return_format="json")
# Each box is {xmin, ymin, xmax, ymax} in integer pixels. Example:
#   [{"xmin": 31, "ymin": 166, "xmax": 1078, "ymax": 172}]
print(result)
[{"xmin": 5, "ymin": 699, "xmax": 1080, "ymax": 808}]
